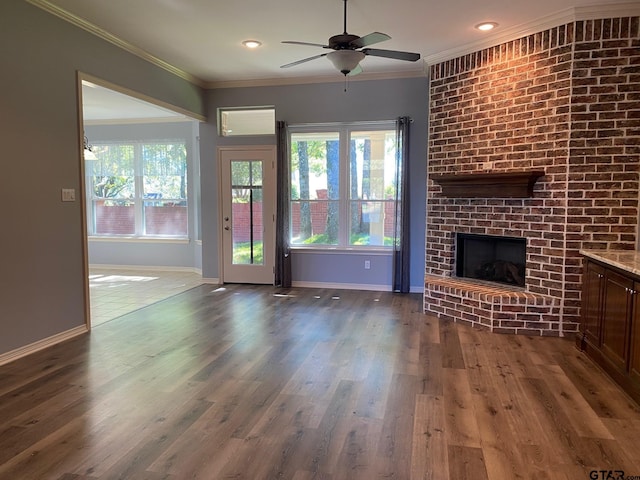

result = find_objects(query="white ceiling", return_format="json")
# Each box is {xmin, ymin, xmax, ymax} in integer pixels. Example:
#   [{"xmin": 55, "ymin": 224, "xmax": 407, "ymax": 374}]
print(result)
[
  {"xmin": 35, "ymin": 0, "xmax": 640, "ymax": 87},
  {"xmin": 82, "ymin": 81, "xmax": 188, "ymax": 123}
]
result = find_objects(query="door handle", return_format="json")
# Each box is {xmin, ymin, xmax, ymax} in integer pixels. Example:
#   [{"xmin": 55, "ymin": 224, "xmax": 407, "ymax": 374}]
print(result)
[{"xmin": 224, "ymin": 226, "xmax": 230, "ymax": 231}]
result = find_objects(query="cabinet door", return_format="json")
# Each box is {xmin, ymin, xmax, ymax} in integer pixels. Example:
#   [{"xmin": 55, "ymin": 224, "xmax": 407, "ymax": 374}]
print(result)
[
  {"xmin": 582, "ymin": 260, "xmax": 605, "ymax": 346},
  {"xmin": 601, "ymin": 270, "xmax": 633, "ymax": 371},
  {"xmin": 630, "ymin": 281, "xmax": 640, "ymax": 384}
]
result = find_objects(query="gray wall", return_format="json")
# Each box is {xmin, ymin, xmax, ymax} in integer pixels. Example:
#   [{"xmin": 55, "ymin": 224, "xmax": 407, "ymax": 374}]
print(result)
[
  {"xmin": 0, "ymin": 0, "xmax": 204, "ymax": 357},
  {"xmin": 0, "ymin": 0, "xmax": 427, "ymax": 360},
  {"xmin": 85, "ymin": 122, "xmax": 201, "ymax": 270},
  {"xmin": 203, "ymin": 78, "xmax": 428, "ymax": 290}
]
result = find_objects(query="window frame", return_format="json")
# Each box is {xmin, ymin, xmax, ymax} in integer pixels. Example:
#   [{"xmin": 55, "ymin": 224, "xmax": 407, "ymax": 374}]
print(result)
[
  {"xmin": 86, "ymin": 139, "xmax": 189, "ymax": 239},
  {"xmin": 288, "ymin": 121, "xmax": 397, "ymax": 251},
  {"xmin": 218, "ymin": 107, "xmax": 276, "ymax": 137}
]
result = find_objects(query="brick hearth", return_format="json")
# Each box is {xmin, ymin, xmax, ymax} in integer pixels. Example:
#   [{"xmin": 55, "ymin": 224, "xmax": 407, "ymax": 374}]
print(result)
[
  {"xmin": 424, "ymin": 275, "xmax": 560, "ymax": 335},
  {"xmin": 425, "ymin": 17, "xmax": 640, "ymax": 336}
]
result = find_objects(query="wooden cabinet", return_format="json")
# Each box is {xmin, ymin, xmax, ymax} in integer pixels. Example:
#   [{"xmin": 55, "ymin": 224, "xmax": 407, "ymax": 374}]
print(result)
[
  {"xmin": 581, "ymin": 260, "xmax": 604, "ymax": 347},
  {"xmin": 631, "ymin": 301, "xmax": 640, "ymax": 385},
  {"xmin": 601, "ymin": 270, "xmax": 633, "ymax": 370},
  {"xmin": 579, "ymin": 257, "xmax": 640, "ymax": 405}
]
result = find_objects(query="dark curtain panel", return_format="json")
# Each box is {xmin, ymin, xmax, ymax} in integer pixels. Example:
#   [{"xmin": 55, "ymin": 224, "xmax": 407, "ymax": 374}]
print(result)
[
  {"xmin": 393, "ymin": 116, "xmax": 411, "ymax": 293},
  {"xmin": 275, "ymin": 120, "xmax": 292, "ymax": 287}
]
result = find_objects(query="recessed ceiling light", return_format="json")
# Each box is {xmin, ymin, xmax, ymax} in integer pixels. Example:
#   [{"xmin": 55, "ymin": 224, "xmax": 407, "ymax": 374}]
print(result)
[
  {"xmin": 475, "ymin": 22, "xmax": 498, "ymax": 32},
  {"xmin": 242, "ymin": 40, "xmax": 262, "ymax": 49}
]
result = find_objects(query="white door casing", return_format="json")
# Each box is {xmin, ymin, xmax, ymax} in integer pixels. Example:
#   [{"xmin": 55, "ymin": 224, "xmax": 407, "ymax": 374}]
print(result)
[{"xmin": 219, "ymin": 146, "xmax": 276, "ymax": 284}]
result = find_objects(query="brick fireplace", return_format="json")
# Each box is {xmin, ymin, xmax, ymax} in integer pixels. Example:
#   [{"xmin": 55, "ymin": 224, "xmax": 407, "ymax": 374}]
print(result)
[{"xmin": 424, "ymin": 17, "xmax": 640, "ymax": 336}]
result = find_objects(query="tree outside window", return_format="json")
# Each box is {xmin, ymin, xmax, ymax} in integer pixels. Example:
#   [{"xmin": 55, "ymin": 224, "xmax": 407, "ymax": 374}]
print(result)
[
  {"xmin": 86, "ymin": 140, "xmax": 188, "ymax": 237},
  {"xmin": 289, "ymin": 123, "xmax": 397, "ymax": 248}
]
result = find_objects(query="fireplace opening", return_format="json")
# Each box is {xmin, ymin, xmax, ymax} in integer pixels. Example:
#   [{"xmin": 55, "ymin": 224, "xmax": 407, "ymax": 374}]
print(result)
[{"xmin": 455, "ymin": 233, "xmax": 526, "ymax": 287}]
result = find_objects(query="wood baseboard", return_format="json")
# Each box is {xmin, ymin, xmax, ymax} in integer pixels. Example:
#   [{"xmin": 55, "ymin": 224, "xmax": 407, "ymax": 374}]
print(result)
[{"xmin": 0, "ymin": 325, "xmax": 88, "ymax": 367}]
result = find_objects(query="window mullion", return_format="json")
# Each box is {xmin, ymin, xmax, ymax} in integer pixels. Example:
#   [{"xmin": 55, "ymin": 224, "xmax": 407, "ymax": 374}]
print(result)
[
  {"xmin": 86, "ymin": 175, "xmax": 95, "ymax": 235},
  {"xmin": 338, "ymin": 127, "xmax": 350, "ymax": 247},
  {"xmin": 134, "ymin": 143, "xmax": 144, "ymax": 236}
]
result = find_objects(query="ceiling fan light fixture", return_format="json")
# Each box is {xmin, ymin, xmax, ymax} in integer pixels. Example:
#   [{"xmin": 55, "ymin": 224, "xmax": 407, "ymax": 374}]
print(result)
[
  {"xmin": 84, "ymin": 135, "xmax": 97, "ymax": 161},
  {"xmin": 84, "ymin": 149, "xmax": 97, "ymax": 161},
  {"xmin": 475, "ymin": 22, "xmax": 498, "ymax": 32},
  {"xmin": 242, "ymin": 40, "xmax": 262, "ymax": 49},
  {"xmin": 327, "ymin": 50, "xmax": 365, "ymax": 75}
]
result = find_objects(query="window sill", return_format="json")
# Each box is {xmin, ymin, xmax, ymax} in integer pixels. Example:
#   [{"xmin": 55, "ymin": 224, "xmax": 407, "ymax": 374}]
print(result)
[
  {"xmin": 290, "ymin": 246, "xmax": 392, "ymax": 256},
  {"xmin": 88, "ymin": 236, "xmax": 190, "ymax": 244}
]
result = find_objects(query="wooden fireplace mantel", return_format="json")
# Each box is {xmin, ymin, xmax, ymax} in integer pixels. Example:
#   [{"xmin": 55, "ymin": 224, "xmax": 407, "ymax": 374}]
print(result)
[{"xmin": 430, "ymin": 170, "xmax": 545, "ymax": 198}]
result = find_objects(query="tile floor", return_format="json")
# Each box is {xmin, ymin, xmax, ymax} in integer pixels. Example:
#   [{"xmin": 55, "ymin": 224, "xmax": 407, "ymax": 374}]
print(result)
[{"xmin": 88, "ymin": 267, "xmax": 203, "ymax": 326}]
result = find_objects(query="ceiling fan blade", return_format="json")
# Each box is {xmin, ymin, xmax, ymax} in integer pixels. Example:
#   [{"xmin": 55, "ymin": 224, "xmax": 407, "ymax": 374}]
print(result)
[
  {"xmin": 349, "ymin": 32, "xmax": 391, "ymax": 48},
  {"xmin": 282, "ymin": 40, "xmax": 328, "ymax": 48},
  {"xmin": 281, "ymin": 53, "xmax": 328, "ymax": 68},
  {"xmin": 362, "ymin": 48, "xmax": 420, "ymax": 62}
]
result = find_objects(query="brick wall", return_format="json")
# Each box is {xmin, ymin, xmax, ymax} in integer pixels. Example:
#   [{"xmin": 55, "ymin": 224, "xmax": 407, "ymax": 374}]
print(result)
[
  {"xmin": 425, "ymin": 17, "xmax": 640, "ymax": 335},
  {"xmin": 95, "ymin": 203, "xmax": 188, "ymax": 236}
]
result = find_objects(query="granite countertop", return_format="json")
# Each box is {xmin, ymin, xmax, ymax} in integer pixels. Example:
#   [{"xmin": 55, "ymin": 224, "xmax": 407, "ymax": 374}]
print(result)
[{"xmin": 580, "ymin": 249, "xmax": 640, "ymax": 276}]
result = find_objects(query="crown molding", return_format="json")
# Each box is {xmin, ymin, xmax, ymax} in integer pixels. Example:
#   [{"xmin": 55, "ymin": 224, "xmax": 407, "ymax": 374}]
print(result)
[
  {"xmin": 205, "ymin": 64, "xmax": 428, "ymax": 90},
  {"xmin": 424, "ymin": 2, "xmax": 640, "ymax": 66},
  {"xmin": 574, "ymin": 2, "xmax": 640, "ymax": 20},
  {"xmin": 25, "ymin": 0, "xmax": 207, "ymax": 88}
]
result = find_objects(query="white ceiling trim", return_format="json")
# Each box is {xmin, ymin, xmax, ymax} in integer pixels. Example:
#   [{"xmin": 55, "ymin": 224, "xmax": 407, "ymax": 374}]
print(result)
[
  {"xmin": 424, "ymin": 3, "xmax": 640, "ymax": 66},
  {"xmin": 26, "ymin": 0, "xmax": 206, "ymax": 87}
]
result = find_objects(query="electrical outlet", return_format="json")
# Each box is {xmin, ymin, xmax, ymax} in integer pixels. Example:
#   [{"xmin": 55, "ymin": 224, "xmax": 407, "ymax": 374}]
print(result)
[
  {"xmin": 364, "ymin": 260, "xmax": 371, "ymax": 270},
  {"xmin": 61, "ymin": 188, "xmax": 76, "ymax": 202},
  {"xmin": 482, "ymin": 161, "xmax": 493, "ymax": 170}
]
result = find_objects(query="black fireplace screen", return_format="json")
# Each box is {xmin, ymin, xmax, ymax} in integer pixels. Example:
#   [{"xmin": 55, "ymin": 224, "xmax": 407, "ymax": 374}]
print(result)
[{"xmin": 455, "ymin": 233, "xmax": 526, "ymax": 287}]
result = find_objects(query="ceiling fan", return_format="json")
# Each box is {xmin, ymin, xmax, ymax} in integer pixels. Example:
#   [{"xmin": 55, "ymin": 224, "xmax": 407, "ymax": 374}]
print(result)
[{"xmin": 280, "ymin": 0, "xmax": 421, "ymax": 76}]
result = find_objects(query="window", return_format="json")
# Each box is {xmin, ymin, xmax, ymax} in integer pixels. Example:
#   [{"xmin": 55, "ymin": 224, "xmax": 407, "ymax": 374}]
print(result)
[
  {"xmin": 85, "ymin": 140, "xmax": 188, "ymax": 237},
  {"xmin": 219, "ymin": 107, "xmax": 275, "ymax": 136},
  {"xmin": 289, "ymin": 122, "xmax": 397, "ymax": 248}
]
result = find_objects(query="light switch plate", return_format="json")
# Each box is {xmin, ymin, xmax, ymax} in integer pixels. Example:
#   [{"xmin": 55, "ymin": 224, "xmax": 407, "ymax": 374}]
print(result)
[{"xmin": 61, "ymin": 188, "xmax": 76, "ymax": 202}]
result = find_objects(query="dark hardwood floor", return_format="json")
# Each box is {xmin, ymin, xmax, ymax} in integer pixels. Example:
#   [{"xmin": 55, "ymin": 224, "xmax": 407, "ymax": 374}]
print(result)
[{"xmin": 1, "ymin": 284, "xmax": 640, "ymax": 479}]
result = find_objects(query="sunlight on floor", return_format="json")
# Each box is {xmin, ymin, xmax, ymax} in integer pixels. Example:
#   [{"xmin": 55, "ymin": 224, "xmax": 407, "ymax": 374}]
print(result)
[{"xmin": 89, "ymin": 268, "xmax": 202, "ymax": 326}]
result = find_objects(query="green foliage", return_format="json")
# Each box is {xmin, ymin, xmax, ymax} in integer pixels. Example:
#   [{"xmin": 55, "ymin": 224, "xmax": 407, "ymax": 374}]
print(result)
[
  {"xmin": 232, "ymin": 241, "xmax": 264, "ymax": 264},
  {"xmin": 142, "ymin": 143, "xmax": 187, "ymax": 199},
  {"xmin": 384, "ymin": 184, "xmax": 396, "ymax": 198},
  {"xmin": 301, "ymin": 233, "xmax": 335, "ymax": 245},
  {"xmin": 90, "ymin": 142, "xmax": 187, "ymax": 200},
  {"xmin": 291, "ymin": 140, "xmax": 329, "ymax": 180},
  {"xmin": 350, "ymin": 234, "xmax": 394, "ymax": 246},
  {"xmin": 93, "ymin": 175, "xmax": 133, "ymax": 199},
  {"xmin": 231, "ymin": 160, "xmax": 263, "ymax": 203},
  {"xmin": 300, "ymin": 233, "xmax": 393, "ymax": 247}
]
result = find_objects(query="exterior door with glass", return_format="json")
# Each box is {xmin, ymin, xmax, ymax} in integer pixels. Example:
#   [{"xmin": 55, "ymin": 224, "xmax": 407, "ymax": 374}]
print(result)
[{"xmin": 219, "ymin": 146, "xmax": 275, "ymax": 284}]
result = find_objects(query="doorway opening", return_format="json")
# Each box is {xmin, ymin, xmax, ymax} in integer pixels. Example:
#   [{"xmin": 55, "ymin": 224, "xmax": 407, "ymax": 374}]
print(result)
[{"xmin": 79, "ymin": 74, "xmax": 203, "ymax": 327}]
